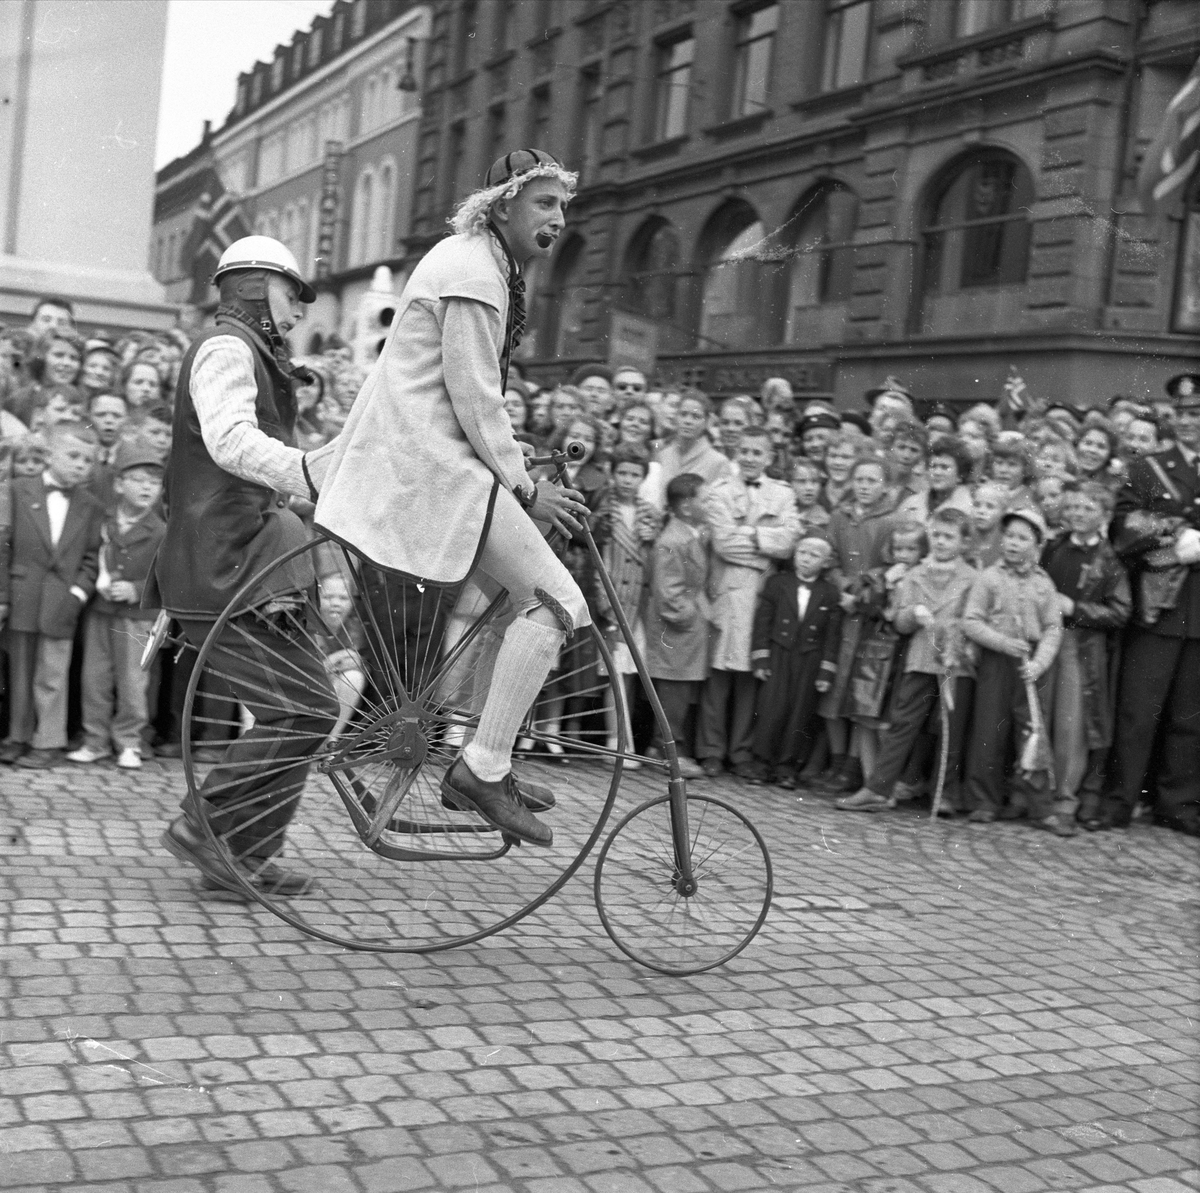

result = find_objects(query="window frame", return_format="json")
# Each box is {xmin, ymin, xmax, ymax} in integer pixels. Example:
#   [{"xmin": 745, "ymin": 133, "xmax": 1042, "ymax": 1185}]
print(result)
[
  {"xmin": 731, "ymin": 2, "xmax": 779, "ymax": 119},
  {"xmin": 653, "ymin": 30, "xmax": 695, "ymax": 143},
  {"xmin": 820, "ymin": 0, "xmax": 872, "ymax": 94}
]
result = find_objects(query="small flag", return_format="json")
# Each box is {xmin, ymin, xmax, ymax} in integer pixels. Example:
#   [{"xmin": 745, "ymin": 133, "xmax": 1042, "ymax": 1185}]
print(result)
[{"xmin": 1138, "ymin": 56, "xmax": 1200, "ymax": 214}]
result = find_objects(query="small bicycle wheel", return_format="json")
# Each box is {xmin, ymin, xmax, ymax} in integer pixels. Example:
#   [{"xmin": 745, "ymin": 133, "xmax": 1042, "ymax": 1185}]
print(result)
[
  {"xmin": 593, "ymin": 794, "xmax": 772, "ymax": 975},
  {"xmin": 182, "ymin": 533, "xmax": 631, "ymax": 953}
]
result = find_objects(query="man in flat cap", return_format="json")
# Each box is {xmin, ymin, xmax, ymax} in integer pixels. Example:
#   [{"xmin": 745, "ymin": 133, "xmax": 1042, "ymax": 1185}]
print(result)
[
  {"xmin": 1105, "ymin": 376, "xmax": 1200, "ymax": 836},
  {"xmin": 316, "ymin": 149, "xmax": 588, "ymax": 848}
]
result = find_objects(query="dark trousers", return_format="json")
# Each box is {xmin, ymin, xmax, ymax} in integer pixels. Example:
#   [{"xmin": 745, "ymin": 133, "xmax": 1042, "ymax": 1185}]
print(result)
[
  {"xmin": 178, "ymin": 615, "xmax": 338, "ymax": 861},
  {"xmin": 1107, "ymin": 629, "xmax": 1200, "ymax": 833},
  {"xmin": 869, "ymin": 672, "xmax": 974, "ymax": 802},
  {"xmin": 751, "ymin": 647, "xmax": 823, "ymax": 777},
  {"xmin": 965, "ymin": 649, "xmax": 1051, "ymax": 818},
  {"xmin": 650, "ymin": 678, "xmax": 699, "ymax": 755},
  {"xmin": 697, "ymin": 668, "xmax": 757, "ymax": 767}
]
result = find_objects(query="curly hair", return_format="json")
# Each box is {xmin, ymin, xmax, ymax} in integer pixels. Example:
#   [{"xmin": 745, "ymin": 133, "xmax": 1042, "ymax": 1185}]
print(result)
[{"xmin": 449, "ymin": 164, "xmax": 579, "ymax": 236}]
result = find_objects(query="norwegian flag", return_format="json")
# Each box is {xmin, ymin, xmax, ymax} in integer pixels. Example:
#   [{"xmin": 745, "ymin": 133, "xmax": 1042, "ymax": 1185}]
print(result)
[
  {"xmin": 180, "ymin": 172, "xmax": 251, "ymax": 303},
  {"xmin": 1138, "ymin": 56, "xmax": 1200, "ymax": 214}
]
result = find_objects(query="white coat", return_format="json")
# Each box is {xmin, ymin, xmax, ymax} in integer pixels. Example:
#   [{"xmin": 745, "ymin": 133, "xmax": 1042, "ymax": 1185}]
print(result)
[
  {"xmin": 702, "ymin": 473, "xmax": 801, "ymax": 671},
  {"xmin": 314, "ymin": 232, "xmax": 529, "ymax": 583}
]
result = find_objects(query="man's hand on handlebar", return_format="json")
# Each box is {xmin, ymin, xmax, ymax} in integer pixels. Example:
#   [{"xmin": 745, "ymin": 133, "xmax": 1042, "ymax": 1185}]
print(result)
[{"xmin": 533, "ymin": 480, "xmax": 588, "ymax": 536}]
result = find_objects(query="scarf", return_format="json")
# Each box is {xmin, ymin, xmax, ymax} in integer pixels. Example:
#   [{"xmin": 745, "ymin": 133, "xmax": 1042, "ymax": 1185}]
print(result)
[{"xmin": 487, "ymin": 222, "xmax": 525, "ymax": 389}]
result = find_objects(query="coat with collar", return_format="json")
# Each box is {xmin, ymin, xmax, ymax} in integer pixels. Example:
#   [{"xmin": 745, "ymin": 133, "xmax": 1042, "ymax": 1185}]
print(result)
[
  {"xmin": 315, "ymin": 231, "xmax": 531, "ymax": 585},
  {"xmin": 92, "ymin": 507, "xmax": 167, "ymax": 620},
  {"xmin": 1113, "ymin": 442, "xmax": 1200, "ymax": 634},
  {"xmin": 895, "ymin": 484, "xmax": 974, "ymax": 527},
  {"xmin": 643, "ymin": 515, "xmax": 713, "ymax": 682},
  {"xmin": 1, "ymin": 475, "xmax": 104, "ymax": 638},
  {"xmin": 702, "ymin": 472, "xmax": 801, "ymax": 671},
  {"xmin": 750, "ymin": 571, "xmax": 841, "ymax": 671},
  {"xmin": 891, "ymin": 556, "xmax": 979, "ymax": 677}
]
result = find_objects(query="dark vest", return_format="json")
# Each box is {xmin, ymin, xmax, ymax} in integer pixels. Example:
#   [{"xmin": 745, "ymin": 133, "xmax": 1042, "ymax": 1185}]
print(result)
[{"xmin": 148, "ymin": 316, "xmax": 312, "ymax": 619}]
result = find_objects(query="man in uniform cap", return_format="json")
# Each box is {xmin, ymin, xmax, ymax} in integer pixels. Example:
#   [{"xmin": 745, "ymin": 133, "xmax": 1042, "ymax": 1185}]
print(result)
[{"xmin": 1105, "ymin": 376, "xmax": 1200, "ymax": 836}]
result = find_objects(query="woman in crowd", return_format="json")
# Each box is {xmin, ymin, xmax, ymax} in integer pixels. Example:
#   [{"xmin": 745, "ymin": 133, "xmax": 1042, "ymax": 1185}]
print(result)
[
  {"xmin": 897, "ymin": 434, "xmax": 974, "ymax": 525},
  {"xmin": 650, "ymin": 389, "xmax": 734, "ymax": 508},
  {"xmin": 122, "ymin": 359, "xmax": 166, "ymax": 412},
  {"xmin": 1074, "ymin": 420, "xmax": 1124, "ymax": 490}
]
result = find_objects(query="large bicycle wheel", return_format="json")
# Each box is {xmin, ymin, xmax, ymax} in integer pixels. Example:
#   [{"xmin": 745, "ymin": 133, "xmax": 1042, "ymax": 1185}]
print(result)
[
  {"xmin": 593, "ymin": 794, "xmax": 772, "ymax": 975},
  {"xmin": 181, "ymin": 534, "xmax": 632, "ymax": 953}
]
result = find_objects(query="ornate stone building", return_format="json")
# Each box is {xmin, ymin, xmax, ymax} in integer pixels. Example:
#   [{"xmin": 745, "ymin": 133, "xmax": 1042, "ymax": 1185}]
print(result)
[{"xmin": 407, "ymin": 0, "xmax": 1200, "ymax": 409}]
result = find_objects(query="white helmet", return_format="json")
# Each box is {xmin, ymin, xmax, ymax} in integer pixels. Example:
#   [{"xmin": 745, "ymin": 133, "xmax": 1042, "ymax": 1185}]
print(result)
[{"xmin": 213, "ymin": 235, "xmax": 316, "ymax": 303}]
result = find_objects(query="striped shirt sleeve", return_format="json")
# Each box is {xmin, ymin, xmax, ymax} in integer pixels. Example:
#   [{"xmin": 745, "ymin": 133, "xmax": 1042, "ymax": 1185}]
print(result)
[{"xmin": 190, "ymin": 336, "xmax": 310, "ymax": 499}]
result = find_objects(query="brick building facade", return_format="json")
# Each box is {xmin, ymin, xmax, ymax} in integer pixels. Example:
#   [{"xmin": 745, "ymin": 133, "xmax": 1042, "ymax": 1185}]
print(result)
[{"xmin": 407, "ymin": 0, "xmax": 1200, "ymax": 409}]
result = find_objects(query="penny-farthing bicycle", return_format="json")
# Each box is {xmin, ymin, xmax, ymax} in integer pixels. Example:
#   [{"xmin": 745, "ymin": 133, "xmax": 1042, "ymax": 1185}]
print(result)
[{"xmin": 181, "ymin": 444, "xmax": 772, "ymax": 975}]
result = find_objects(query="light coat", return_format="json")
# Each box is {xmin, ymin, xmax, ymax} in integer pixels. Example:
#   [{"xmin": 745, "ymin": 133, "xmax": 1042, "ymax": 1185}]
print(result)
[
  {"xmin": 891, "ymin": 557, "xmax": 979, "ymax": 678},
  {"xmin": 644, "ymin": 516, "xmax": 713, "ymax": 682},
  {"xmin": 315, "ymin": 232, "xmax": 529, "ymax": 584},
  {"xmin": 703, "ymin": 473, "xmax": 801, "ymax": 671}
]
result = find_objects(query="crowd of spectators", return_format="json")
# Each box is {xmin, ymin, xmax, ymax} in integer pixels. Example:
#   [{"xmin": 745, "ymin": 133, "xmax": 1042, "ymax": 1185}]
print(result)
[
  {"xmin": 0, "ymin": 290, "xmax": 1194, "ymax": 840},
  {"xmin": 500, "ymin": 359, "xmax": 1194, "ymax": 839}
]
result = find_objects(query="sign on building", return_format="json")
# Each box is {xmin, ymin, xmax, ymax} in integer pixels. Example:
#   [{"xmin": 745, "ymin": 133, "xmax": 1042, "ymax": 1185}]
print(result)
[
  {"xmin": 316, "ymin": 141, "xmax": 343, "ymax": 279},
  {"xmin": 608, "ymin": 308, "xmax": 658, "ymax": 375}
]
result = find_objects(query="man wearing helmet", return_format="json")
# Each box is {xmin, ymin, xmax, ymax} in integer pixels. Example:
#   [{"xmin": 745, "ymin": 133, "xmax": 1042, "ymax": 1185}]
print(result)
[
  {"xmin": 316, "ymin": 150, "xmax": 588, "ymax": 848},
  {"xmin": 152, "ymin": 236, "xmax": 340, "ymax": 897}
]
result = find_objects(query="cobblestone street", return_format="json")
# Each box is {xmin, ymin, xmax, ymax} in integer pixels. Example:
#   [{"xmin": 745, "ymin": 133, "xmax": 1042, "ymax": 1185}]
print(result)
[{"xmin": 1, "ymin": 756, "xmax": 1198, "ymax": 1193}]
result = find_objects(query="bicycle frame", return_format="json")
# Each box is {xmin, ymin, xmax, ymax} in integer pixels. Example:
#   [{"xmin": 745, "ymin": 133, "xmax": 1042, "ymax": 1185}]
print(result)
[{"xmin": 528, "ymin": 446, "xmax": 697, "ymax": 896}]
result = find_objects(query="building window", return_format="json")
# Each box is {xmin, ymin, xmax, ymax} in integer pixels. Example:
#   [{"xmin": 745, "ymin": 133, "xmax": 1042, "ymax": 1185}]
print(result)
[
  {"xmin": 821, "ymin": 0, "xmax": 871, "ymax": 93},
  {"xmin": 578, "ymin": 68, "xmax": 603, "ymax": 182},
  {"xmin": 697, "ymin": 200, "xmax": 776, "ymax": 350},
  {"xmin": 309, "ymin": 27, "xmax": 324, "ymax": 66},
  {"xmin": 272, "ymin": 56, "xmax": 285, "ymax": 92},
  {"xmin": 497, "ymin": 0, "xmax": 517, "ymax": 50},
  {"xmin": 954, "ymin": 0, "xmax": 1034, "ymax": 38},
  {"xmin": 654, "ymin": 34, "xmax": 694, "ymax": 142},
  {"xmin": 292, "ymin": 40, "xmax": 305, "ymax": 77},
  {"xmin": 236, "ymin": 80, "xmax": 248, "ymax": 114},
  {"xmin": 351, "ymin": 168, "xmax": 375, "ymax": 266},
  {"xmin": 783, "ymin": 183, "xmax": 859, "ymax": 341},
  {"xmin": 332, "ymin": 12, "xmax": 345, "ymax": 52},
  {"xmin": 920, "ymin": 150, "xmax": 1033, "ymax": 301},
  {"xmin": 487, "ymin": 105, "xmax": 507, "ymax": 165},
  {"xmin": 376, "ymin": 158, "xmax": 397, "ymax": 259},
  {"xmin": 528, "ymin": 86, "xmax": 551, "ymax": 150},
  {"xmin": 352, "ymin": 0, "xmax": 367, "ymax": 39},
  {"xmin": 446, "ymin": 121, "xmax": 467, "ymax": 207},
  {"xmin": 546, "ymin": 234, "xmax": 587, "ymax": 356},
  {"xmin": 1174, "ymin": 179, "xmax": 1200, "ymax": 333},
  {"xmin": 732, "ymin": 3, "xmax": 778, "ymax": 118},
  {"xmin": 251, "ymin": 71, "xmax": 263, "ymax": 105},
  {"xmin": 622, "ymin": 218, "xmax": 689, "ymax": 351},
  {"xmin": 457, "ymin": 0, "xmax": 479, "ymax": 73}
]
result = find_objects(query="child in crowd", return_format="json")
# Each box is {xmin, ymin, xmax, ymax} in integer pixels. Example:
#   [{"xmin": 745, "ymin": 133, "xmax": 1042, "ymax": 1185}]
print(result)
[
  {"xmin": 0, "ymin": 422, "xmax": 104, "ymax": 767},
  {"xmin": 317, "ymin": 571, "xmax": 368, "ymax": 741},
  {"xmin": 747, "ymin": 536, "xmax": 841, "ymax": 788},
  {"xmin": 790, "ymin": 456, "xmax": 831, "ymax": 540},
  {"xmin": 87, "ymin": 392, "xmax": 130, "ymax": 509},
  {"xmin": 643, "ymin": 473, "xmax": 712, "ymax": 779},
  {"xmin": 138, "ymin": 403, "xmax": 173, "ymax": 458},
  {"xmin": 69, "ymin": 436, "xmax": 166, "ymax": 768},
  {"xmin": 970, "ymin": 481, "xmax": 1009, "ymax": 568},
  {"xmin": 839, "ymin": 507, "xmax": 977, "ymax": 814},
  {"xmin": 989, "ymin": 432, "xmax": 1037, "ymax": 509},
  {"xmin": 815, "ymin": 454, "xmax": 899, "ymax": 794},
  {"xmin": 1041, "ymin": 482, "xmax": 1131, "ymax": 832},
  {"xmin": 595, "ymin": 443, "xmax": 660, "ymax": 763},
  {"xmin": 820, "ymin": 431, "xmax": 860, "ymax": 510},
  {"xmin": 961, "ymin": 506, "xmax": 1063, "ymax": 827},
  {"xmin": 698, "ymin": 426, "xmax": 801, "ymax": 778},
  {"xmin": 11, "ymin": 435, "xmax": 47, "ymax": 477},
  {"xmin": 1122, "ymin": 414, "xmax": 1160, "ymax": 459},
  {"xmin": 764, "ymin": 409, "xmax": 796, "ymax": 481},
  {"xmin": 1034, "ymin": 474, "xmax": 1067, "ymax": 544}
]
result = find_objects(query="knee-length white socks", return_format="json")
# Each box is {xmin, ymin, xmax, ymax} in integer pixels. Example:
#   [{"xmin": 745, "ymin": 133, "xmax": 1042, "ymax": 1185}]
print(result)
[{"xmin": 463, "ymin": 615, "xmax": 565, "ymax": 782}]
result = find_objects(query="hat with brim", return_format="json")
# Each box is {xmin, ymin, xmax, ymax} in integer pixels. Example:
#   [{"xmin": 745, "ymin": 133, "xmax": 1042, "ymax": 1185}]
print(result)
[
  {"xmin": 1000, "ymin": 505, "xmax": 1047, "ymax": 543},
  {"xmin": 799, "ymin": 411, "xmax": 840, "ymax": 435},
  {"xmin": 864, "ymin": 375, "xmax": 913, "ymax": 407},
  {"xmin": 113, "ymin": 434, "xmax": 165, "ymax": 474},
  {"xmin": 1166, "ymin": 373, "xmax": 1200, "ymax": 405},
  {"xmin": 840, "ymin": 411, "xmax": 872, "ymax": 435}
]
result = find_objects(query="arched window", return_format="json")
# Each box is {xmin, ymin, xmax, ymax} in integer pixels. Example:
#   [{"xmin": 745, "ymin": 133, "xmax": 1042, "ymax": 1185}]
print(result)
[
  {"xmin": 373, "ymin": 157, "xmax": 397, "ymax": 260},
  {"xmin": 783, "ymin": 182, "xmax": 859, "ymax": 342},
  {"xmin": 364, "ymin": 75, "xmax": 379, "ymax": 132},
  {"xmin": 920, "ymin": 150, "xmax": 1033, "ymax": 296},
  {"xmin": 351, "ymin": 168, "xmax": 375, "ymax": 266},
  {"xmin": 293, "ymin": 197, "xmax": 310, "ymax": 274},
  {"xmin": 622, "ymin": 218, "xmax": 688, "ymax": 352},
  {"xmin": 542, "ymin": 234, "xmax": 587, "ymax": 357},
  {"xmin": 696, "ymin": 200, "xmax": 778, "ymax": 350}
]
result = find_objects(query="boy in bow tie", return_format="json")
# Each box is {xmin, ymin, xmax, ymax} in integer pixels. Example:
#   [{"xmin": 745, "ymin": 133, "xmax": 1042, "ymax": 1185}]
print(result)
[{"xmin": 0, "ymin": 421, "xmax": 103, "ymax": 767}]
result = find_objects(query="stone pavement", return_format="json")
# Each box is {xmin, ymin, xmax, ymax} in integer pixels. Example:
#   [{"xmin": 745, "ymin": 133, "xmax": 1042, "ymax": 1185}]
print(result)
[{"xmin": 1, "ymin": 755, "xmax": 1198, "ymax": 1193}]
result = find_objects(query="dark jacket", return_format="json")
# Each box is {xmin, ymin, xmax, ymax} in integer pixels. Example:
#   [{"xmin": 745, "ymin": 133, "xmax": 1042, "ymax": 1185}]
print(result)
[
  {"xmin": 92, "ymin": 508, "xmax": 167, "ymax": 620},
  {"xmin": 644, "ymin": 516, "xmax": 713, "ymax": 683},
  {"xmin": 1113, "ymin": 443, "xmax": 1200, "ymax": 635},
  {"xmin": 148, "ymin": 315, "xmax": 312, "ymax": 619},
  {"xmin": 1042, "ymin": 534, "xmax": 1131, "ymax": 749},
  {"xmin": 750, "ymin": 572, "xmax": 842, "ymax": 672},
  {"xmin": 1, "ymin": 475, "xmax": 104, "ymax": 638}
]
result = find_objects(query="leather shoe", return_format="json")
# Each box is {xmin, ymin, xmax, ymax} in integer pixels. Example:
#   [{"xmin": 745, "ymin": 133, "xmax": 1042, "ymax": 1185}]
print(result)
[
  {"xmin": 162, "ymin": 817, "xmax": 317, "ymax": 897},
  {"xmin": 675, "ymin": 756, "xmax": 705, "ymax": 780},
  {"xmin": 15, "ymin": 748, "xmax": 60, "ymax": 770},
  {"xmin": 775, "ymin": 773, "xmax": 798, "ymax": 790},
  {"xmin": 0, "ymin": 741, "xmax": 28, "ymax": 765},
  {"xmin": 699, "ymin": 758, "xmax": 724, "ymax": 778},
  {"xmin": 511, "ymin": 771, "xmax": 556, "ymax": 812},
  {"xmin": 440, "ymin": 757, "xmax": 552, "ymax": 847}
]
